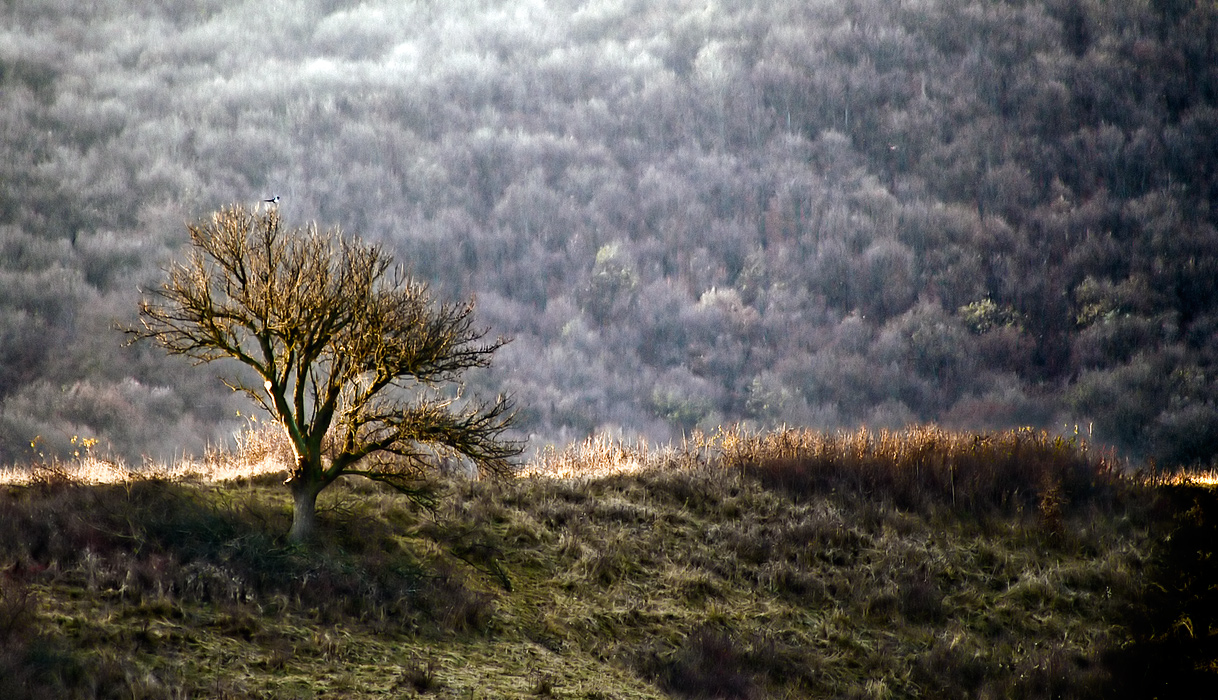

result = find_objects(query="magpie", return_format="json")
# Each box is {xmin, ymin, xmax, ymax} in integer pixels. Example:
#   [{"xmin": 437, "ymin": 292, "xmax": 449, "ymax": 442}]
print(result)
[{"xmin": 262, "ymin": 196, "xmax": 280, "ymax": 205}]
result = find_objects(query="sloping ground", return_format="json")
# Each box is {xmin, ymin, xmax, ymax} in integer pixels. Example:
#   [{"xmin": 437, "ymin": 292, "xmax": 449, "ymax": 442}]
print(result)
[
  {"xmin": 1107, "ymin": 483, "xmax": 1218, "ymax": 697},
  {"xmin": 0, "ymin": 428, "xmax": 1203, "ymax": 698}
]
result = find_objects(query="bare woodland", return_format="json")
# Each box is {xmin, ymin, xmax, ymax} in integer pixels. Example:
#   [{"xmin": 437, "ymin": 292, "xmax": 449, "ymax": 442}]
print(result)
[{"xmin": 1, "ymin": 0, "xmax": 1216, "ymax": 467}]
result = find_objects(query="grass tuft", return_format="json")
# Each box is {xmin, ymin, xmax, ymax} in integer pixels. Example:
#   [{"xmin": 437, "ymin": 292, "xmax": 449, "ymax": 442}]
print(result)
[
  {"xmin": 647, "ymin": 626, "xmax": 758, "ymax": 700},
  {"xmin": 714, "ymin": 425, "xmax": 1124, "ymax": 520}
]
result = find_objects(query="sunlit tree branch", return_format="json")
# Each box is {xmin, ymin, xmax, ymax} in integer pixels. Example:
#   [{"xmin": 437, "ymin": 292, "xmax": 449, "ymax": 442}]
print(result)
[{"xmin": 127, "ymin": 205, "xmax": 522, "ymax": 542}]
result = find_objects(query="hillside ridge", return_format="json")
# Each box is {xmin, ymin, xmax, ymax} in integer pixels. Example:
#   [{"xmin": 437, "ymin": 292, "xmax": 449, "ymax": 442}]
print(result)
[{"xmin": 5, "ymin": 427, "xmax": 1208, "ymax": 698}]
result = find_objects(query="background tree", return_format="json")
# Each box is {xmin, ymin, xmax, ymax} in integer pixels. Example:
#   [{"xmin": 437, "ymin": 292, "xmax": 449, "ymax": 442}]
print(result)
[{"xmin": 129, "ymin": 205, "xmax": 520, "ymax": 542}]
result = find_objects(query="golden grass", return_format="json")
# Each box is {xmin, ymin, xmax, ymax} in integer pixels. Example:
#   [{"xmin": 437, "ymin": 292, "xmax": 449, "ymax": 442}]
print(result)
[
  {"xmin": 0, "ymin": 421, "xmax": 293, "ymax": 486},
  {"xmin": 0, "ymin": 455, "xmax": 287, "ymax": 486},
  {"xmin": 0, "ymin": 422, "xmax": 1138, "ymax": 489},
  {"xmin": 711, "ymin": 423, "xmax": 1116, "ymax": 471},
  {"xmin": 519, "ymin": 435, "xmax": 664, "ymax": 479},
  {"xmin": 1153, "ymin": 468, "xmax": 1218, "ymax": 488}
]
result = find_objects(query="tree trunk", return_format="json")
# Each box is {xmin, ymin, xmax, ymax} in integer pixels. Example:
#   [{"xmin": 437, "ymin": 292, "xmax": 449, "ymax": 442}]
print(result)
[{"xmin": 288, "ymin": 479, "xmax": 323, "ymax": 544}]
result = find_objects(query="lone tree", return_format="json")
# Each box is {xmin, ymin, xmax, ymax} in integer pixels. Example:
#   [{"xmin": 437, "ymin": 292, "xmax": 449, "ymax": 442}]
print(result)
[{"xmin": 130, "ymin": 205, "xmax": 521, "ymax": 542}]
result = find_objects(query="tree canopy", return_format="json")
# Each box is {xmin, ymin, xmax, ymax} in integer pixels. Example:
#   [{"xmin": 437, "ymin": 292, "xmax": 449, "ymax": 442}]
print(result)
[{"xmin": 130, "ymin": 205, "xmax": 520, "ymax": 541}]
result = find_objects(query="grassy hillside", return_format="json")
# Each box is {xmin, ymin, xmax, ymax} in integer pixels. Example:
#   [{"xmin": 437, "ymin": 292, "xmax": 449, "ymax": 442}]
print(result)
[{"xmin": 0, "ymin": 427, "xmax": 1209, "ymax": 698}]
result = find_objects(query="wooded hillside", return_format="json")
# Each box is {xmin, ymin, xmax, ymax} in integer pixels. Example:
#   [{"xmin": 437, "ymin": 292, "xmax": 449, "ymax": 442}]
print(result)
[{"xmin": 1, "ymin": 0, "xmax": 1215, "ymax": 466}]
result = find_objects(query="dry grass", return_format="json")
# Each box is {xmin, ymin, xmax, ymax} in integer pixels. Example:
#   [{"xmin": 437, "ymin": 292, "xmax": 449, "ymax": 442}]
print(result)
[
  {"xmin": 0, "ymin": 420, "xmax": 292, "ymax": 486},
  {"xmin": 712, "ymin": 424, "xmax": 1123, "ymax": 514},
  {"xmin": 1152, "ymin": 467, "xmax": 1218, "ymax": 488},
  {"xmin": 0, "ymin": 423, "xmax": 1194, "ymax": 698},
  {"xmin": 0, "ymin": 455, "xmax": 287, "ymax": 486},
  {"xmin": 520, "ymin": 435, "xmax": 667, "ymax": 479},
  {"xmin": 489, "ymin": 443, "xmax": 1149, "ymax": 698}
]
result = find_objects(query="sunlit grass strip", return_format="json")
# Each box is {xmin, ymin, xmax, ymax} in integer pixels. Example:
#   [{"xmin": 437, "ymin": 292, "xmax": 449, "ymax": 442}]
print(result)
[
  {"xmin": 519, "ymin": 435, "xmax": 662, "ymax": 479},
  {"xmin": 0, "ymin": 422, "xmax": 294, "ymax": 485},
  {"xmin": 0, "ymin": 430, "xmax": 666, "ymax": 485},
  {"xmin": 1154, "ymin": 468, "xmax": 1218, "ymax": 487},
  {"xmin": 3, "ymin": 423, "xmax": 1183, "ymax": 494},
  {"xmin": 0, "ymin": 456, "xmax": 288, "ymax": 486}
]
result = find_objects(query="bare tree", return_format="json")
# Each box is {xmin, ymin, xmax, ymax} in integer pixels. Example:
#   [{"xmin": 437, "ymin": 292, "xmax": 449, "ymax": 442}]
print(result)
[{"xmin": 129, "ymin": 205, "xmax": 521, "ymax": 542}]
